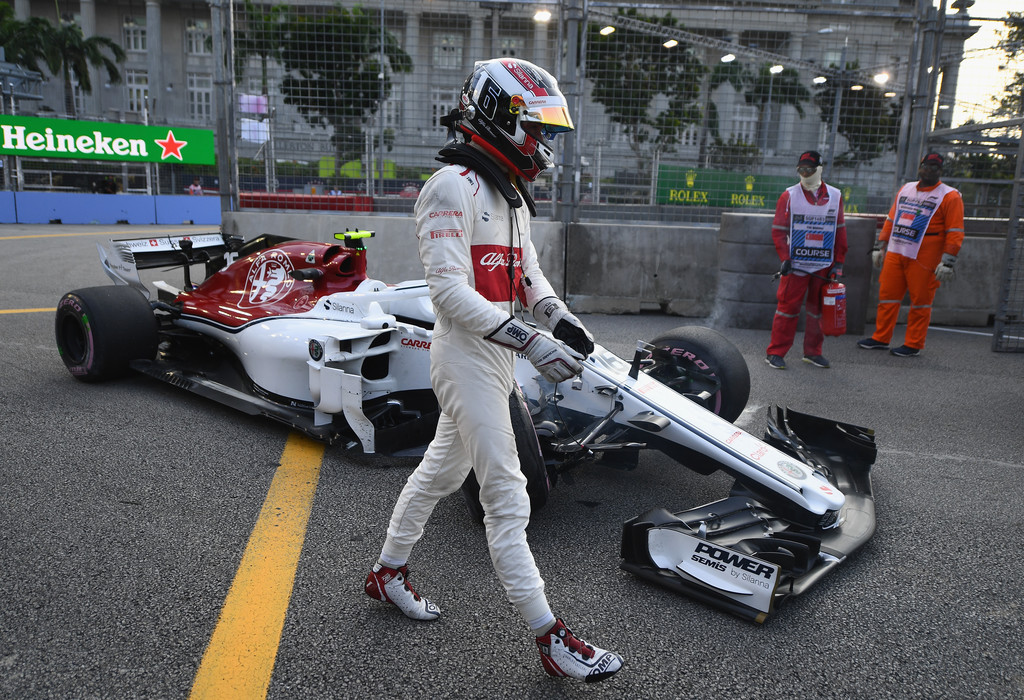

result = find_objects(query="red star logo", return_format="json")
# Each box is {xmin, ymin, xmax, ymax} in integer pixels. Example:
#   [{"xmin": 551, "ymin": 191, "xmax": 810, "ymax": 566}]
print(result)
[{"xmin": 155, "ymin": 130, "xmax": 188, "ymax": 161}]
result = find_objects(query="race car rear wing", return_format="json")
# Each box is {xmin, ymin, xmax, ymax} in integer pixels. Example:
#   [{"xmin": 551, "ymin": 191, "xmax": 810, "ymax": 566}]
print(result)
[{"xmin": 97, "ymin": 232, "xmax": 238, "ymax": 298}]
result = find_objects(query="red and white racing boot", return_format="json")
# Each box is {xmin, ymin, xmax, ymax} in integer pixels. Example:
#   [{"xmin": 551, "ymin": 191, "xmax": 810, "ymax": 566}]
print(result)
[
  {"xmin": 364, "ymin": 563, "xmax": 440, "ymax": 621},
  {"xmin": 536, "ymin": 618, "xmax": 623, "ymax": 683}
]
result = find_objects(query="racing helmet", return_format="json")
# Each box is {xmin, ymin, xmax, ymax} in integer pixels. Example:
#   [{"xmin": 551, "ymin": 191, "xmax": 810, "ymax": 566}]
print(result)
[{"xmin": 455, "ymin": 58, "xmax": 574, "ymax": 182}]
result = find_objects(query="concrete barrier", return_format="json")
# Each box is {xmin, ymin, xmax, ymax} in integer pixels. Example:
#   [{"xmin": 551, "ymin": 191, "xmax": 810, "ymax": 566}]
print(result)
[
  {"xmin": 219, "ymin": 209, "xmax": 999, "ymax": 329},
  {"xmin": 712, "ymin": 213, "xmax": 876, "ymax": 335},
  {"xmin": 865, "ymin": 235, "xmax": 1003, "ymax": 327},
  {"xmin": 564, "ymin": 222, "xmax": 717, "ymax": 315}
]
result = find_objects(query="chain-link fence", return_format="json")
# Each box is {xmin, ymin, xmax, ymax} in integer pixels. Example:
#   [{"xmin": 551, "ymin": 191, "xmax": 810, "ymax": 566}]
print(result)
[
  {"xmin": 5, "ymin": 1, "xmax": 1020, "ymax": 224},
  {"xmin": 4, "ymin": 1, "xmax": 1021, "ymax": 345},
  {"xmin": 208, "ymin": 1, "xmax": 1018, "ymax": 224}
]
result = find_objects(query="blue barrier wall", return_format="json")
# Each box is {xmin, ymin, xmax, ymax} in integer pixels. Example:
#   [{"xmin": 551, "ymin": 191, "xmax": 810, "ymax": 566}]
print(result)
[{"xmin": 0, "ymin": 192, "xmax": 220, "ymax": 225}]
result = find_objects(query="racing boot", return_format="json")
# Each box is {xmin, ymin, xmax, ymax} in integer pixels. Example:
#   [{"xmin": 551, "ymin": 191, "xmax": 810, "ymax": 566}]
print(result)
[
  {"xmin": 364, "ymin": 562, "xmax": 440, "ymax": 621},
  {"xmin": 536, "ymin": 618, "xmax": 623, "ymax": 683}
]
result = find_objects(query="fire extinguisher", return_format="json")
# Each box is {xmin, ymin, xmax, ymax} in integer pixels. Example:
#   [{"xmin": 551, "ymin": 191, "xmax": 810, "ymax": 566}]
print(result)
[{"xmin": 821, "ymin": 281, "xmax": 847, "ymax": 336}]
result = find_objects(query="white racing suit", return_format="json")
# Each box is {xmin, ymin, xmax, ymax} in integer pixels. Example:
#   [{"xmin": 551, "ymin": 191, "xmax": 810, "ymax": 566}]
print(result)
[{"xmin": 379, "ymin": 162, "xmax": 559, "ymax": 627}]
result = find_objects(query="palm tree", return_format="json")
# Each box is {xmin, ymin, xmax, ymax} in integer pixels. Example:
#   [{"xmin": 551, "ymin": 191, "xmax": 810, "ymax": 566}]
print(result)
[
  {"xmin": 709, "ymin": 62, "xmax": 810, "ymax": 156},
  {"xmin": 0, "ymin": 4, "xmax": 52, "ymax": 75},
  {"xmin": 40, "ymin": 18, "xmax": 125, "ymax": 118},
  {"xmin": 235, "ymin": 1, "xmax": 290, "ymax": 96}
]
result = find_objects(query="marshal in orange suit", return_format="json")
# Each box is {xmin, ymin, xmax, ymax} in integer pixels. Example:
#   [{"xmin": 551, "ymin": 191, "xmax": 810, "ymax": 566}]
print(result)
[{"xmin": 857, "ymin": 153, "xmax": 964, "ymax": 357}]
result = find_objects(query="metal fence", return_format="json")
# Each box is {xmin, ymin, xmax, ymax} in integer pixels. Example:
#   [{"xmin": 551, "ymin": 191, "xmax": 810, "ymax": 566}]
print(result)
[
  {"xmin": 201, "ymin": 0, "xmax": 1020, "ymax": 224},
  {"xmin": 3, "ymin": 1, "xmax": 1022, "ymax": 347}
]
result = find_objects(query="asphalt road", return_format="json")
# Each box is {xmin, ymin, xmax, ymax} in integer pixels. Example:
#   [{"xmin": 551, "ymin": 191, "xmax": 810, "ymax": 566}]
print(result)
[{"xmin": 2, "ymin": 224, "xmax": 1023, "ymax": 699}]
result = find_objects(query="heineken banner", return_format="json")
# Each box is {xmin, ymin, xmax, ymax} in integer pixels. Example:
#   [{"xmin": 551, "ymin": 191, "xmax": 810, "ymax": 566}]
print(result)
[
  {"xmin": 0, "ymin": 115, "xmax": 215, "ymax": 165},
  {"xmin": 657, "ymin": 165, "xmax": 865, "ymax": 213}
]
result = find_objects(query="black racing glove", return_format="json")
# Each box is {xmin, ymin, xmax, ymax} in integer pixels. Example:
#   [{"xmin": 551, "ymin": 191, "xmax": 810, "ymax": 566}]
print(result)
[{"xmin": 532, "ymin": 296, "xmax": 595, "ymax": 357}]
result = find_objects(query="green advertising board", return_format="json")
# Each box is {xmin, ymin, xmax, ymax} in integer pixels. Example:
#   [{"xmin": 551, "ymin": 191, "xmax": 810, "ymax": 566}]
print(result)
[
  {"xmin": 657, "ymin": 165, "xmax": 866, "ymax": 213},
  {"xmin": 0, "ymin": 115, "xmax": 215, "ymax": 165}
]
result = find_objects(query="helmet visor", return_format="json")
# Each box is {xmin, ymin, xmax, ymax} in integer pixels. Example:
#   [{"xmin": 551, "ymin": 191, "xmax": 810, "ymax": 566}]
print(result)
[{"xmin": 521, "ymin": 103, "xmax": 574, "ymax": 134}]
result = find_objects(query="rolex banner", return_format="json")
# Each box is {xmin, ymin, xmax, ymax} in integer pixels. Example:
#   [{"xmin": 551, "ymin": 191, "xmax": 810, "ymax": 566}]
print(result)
[
  {"xmin": 0, "ymin": 115, "xmax": 215, "ymax": 165},
  {"xmin": 657, "ymin": 164, "xmax": 866, "ymax": 213}
]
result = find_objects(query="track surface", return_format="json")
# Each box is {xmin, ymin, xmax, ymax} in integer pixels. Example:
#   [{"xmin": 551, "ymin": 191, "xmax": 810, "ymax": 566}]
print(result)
[{"xmin": 2, "ymin": 224, "xmax": 1022, "ymax": 699}]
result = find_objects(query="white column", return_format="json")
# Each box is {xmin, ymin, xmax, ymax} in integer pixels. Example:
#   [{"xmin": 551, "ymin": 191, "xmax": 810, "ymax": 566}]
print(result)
[
  {"xmin": 146, "ymin": 0, "xmax": 163, "ymax": 122},
  {"xmin": 404, "ymin": 11, "xmax": 420, "ymax": 133}
]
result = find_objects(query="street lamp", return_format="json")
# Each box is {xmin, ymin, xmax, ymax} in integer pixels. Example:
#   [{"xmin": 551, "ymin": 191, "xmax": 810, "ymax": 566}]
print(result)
[
  {"xmin": 825, "ymin": 38, "xmax": 849, "ymax": 180},
  {"xmin": 762, "ymin": 64, "xmax": 784, "ymax": 156}
]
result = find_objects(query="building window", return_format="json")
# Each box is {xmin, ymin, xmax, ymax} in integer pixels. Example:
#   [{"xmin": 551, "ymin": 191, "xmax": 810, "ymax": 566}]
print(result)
[
  {"xmin": 433, "ymin": 33, "xmax": 463, "ymax": 70},
  {"xmin": 499, "ymin": 36, "xmax": 524, "ymax": 58},
  {"xmin": 68, "ymin": 75, "xmax": 84, "ymax": 116},
  {"xmin": 123, "ymin": 16, "xmax": 147, "ymax": 53},
  {"xmin": 681, "ymin": 124, "xmax": 699, "ymax": 147},
  {"xmin": 379, "ymin": 99, "xmax": 398, "ymax": 130},
  {"xmin": 731, "ymin": 104, "xmax": 758, "ymax": 144},
  {"xmin": 186, "ymin": 18, "xmax": 212, "ymax": 56},
  {"xmin": 431, "ymin": 88, "xmax": 459, "ymax": 129},
  {"xmin": 188, "ymin": 73, "xmax": 213, "ymax": 121},
  {"xmin": 126, "ymin": 69, "xmax": 149, "ymax": 114}
]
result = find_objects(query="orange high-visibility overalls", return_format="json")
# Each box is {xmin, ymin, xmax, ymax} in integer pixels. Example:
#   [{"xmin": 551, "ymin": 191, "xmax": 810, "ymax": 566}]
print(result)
[{"xmin": 870, "ymin": 181, "xmax": 964, "ymax": 350}]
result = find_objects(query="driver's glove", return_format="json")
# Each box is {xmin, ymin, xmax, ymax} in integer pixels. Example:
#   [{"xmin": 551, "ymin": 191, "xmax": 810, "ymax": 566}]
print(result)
[
  {"xmin": 486, "ymin": 316, "xmax": 583, "ymax": 384},
  {"xmin": 532, "ymin": 296, "xmax": 595, "ymax": 357},
  {"xmin": 934, "ymin": 253, "xmax": 957, "ymax": 282}
]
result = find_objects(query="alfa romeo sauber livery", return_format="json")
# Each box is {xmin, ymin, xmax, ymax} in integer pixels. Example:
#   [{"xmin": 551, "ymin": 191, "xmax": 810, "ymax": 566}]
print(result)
[{"xmin": 55, "ymin": 229, "xmax": 877, "ymax": 622}]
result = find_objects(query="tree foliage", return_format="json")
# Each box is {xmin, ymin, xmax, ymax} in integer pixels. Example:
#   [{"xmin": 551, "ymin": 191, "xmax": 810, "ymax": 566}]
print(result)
[
  {"xmin": 271, "ymin": 4, "xmax": 412, "ymax": 164},
  {"xmin": 0, "ymin": 6, "xmax": 124, "ymax": 117},
  {"xmin": 709, "ymin": 62, "xmax": 810, "ymax": 155},
  {"xmin": 44, "ymin": 20, "xmax": 126, "ymax": 117},
  {"xmin": 235, "ymin": 1, "xmax": 290, "ymax": 96},
  {"xmin": 814, "ymin": 62, "xmax": 901, "ymax": 165},
  {"xmin": 585, "ymin": 9, "xmax": 705, "ymax": 163},
  {"xmin": 0, "ymin": 4, "xmax": 51, "ymax": 75},
  {"xmin": 994, "ymin": 11, "xmax": 1023, "ymax": 119}
]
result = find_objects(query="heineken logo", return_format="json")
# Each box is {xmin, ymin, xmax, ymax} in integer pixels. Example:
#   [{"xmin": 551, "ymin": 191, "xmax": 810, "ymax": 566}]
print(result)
[{"xmin": 0, "ymin": 115, "xmax": 215, "ymax": 165}]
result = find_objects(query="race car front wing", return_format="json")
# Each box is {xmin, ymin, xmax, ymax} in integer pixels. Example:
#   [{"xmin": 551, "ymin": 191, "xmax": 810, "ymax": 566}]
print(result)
[{"xmin": 620, "ymin": 406, "xmax": 877, "ymax": 623}]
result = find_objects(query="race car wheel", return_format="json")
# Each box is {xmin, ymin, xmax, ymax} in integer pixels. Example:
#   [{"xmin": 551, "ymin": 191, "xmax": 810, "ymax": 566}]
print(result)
[
  {"xmin": 55, "ymin": 286, "xmax": 159, "ymax": 382},
  {"xmin": 460, "ymin": 385, "xmax": 550, "ymax": 524},
  {"xmin": 645, "ymin": 326, "xmax": 750, "ymax": 423}
]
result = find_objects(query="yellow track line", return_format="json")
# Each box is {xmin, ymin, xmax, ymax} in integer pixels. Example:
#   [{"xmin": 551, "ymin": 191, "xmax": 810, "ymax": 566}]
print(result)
[
  {"xmin": 190, "ymin": 433, "xmax": 325, "ymax": 699},
  {"xmin": 0, "ymin": 308, "xmax": 57, "ymax": 314}
]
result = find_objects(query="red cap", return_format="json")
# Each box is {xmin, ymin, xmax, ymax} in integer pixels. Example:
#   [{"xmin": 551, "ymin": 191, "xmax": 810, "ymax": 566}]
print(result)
[{"xmin": 920, "ymin": 153, "xmax": 944, "ymax": 167}]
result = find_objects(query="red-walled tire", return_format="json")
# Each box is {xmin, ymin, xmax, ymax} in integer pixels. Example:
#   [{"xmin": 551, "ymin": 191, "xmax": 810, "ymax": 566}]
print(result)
[
  {"xmin": 55, "ymin": 286, "xmax": 158, "ymax": 382},
  {"xmin": 645, "ymin": 326, "xmax": 751, "ymax": 423}
]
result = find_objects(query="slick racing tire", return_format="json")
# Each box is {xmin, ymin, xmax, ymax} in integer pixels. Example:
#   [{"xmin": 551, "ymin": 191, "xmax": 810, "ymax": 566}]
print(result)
[
  {"xmin": 55, "ymin": 286, "xmax": 159, "ymax": 382},
  {"xmin": 645, "ymin": 326, "xmax": 750, "ymax": 423},
  {"xmin": 461, "ymin": 385, "xmax": 550, "ymax": 524}
]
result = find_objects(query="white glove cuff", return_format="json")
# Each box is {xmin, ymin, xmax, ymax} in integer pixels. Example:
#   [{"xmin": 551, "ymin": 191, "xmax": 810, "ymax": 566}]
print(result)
[
  {"xmin": 485, "ymin": 316, "xmax": 536, "ymax": 352},
  {"xmin": 532, "ymin": 296, "xmax": 568, "ymax": 332}
]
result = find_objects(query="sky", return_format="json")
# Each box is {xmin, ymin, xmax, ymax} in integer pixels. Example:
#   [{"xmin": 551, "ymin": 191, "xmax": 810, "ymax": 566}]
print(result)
[{"xmin": 950, "ymin": 0, "xmax": 1021, "ymax": 126}]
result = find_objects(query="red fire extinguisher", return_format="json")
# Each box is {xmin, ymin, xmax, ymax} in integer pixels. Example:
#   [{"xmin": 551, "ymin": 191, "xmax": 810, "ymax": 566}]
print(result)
[{"xmin": 821, "ymin": 281, "xmax": 847, "ymax": 336}]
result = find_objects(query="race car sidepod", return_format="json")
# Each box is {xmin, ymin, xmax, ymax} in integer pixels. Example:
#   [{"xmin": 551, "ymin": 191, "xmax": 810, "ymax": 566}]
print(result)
[{"xmin": 620, "ymin": 406, "xmax": 877, "ymax": 623}]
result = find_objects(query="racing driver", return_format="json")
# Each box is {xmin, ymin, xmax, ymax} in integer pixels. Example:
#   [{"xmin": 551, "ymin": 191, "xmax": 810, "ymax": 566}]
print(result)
[{"xmin": 363, "ymin": 58, "xmax": 624, "ymax": 684}]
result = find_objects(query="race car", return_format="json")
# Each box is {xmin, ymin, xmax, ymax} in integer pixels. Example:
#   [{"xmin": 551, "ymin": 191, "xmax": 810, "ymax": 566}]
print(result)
[{"xmin": 54, "ymin": 229, "xmax": 876, "ymax": 622}]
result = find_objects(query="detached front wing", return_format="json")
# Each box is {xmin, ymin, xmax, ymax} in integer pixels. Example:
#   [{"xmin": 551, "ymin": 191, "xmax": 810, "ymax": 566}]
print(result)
[{"xmin": 620, "ymin": 407, "xmax": 877, "ymax": 623}]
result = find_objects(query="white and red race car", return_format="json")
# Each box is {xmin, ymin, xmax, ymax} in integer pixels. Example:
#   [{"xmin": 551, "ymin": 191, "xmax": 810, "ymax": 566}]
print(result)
[{"xmin": 55, "ymin": 230, "xmax": 877, "ymax": 623}]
